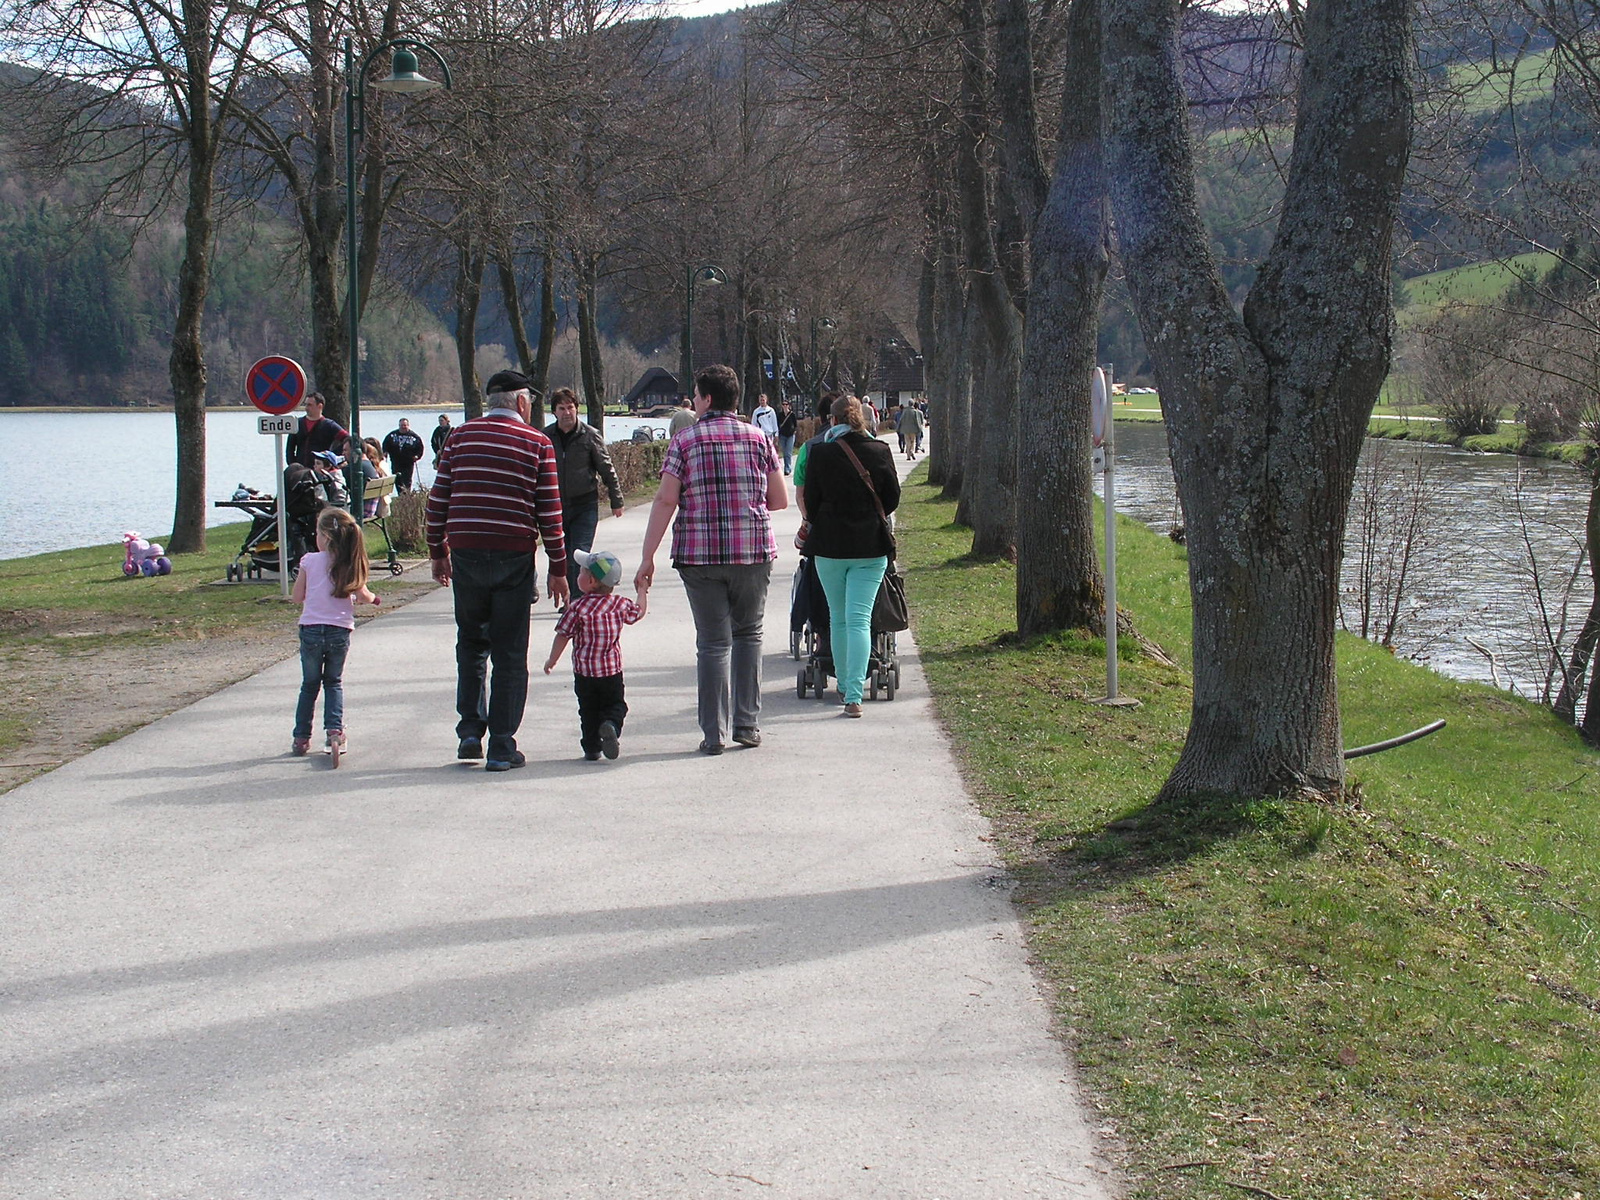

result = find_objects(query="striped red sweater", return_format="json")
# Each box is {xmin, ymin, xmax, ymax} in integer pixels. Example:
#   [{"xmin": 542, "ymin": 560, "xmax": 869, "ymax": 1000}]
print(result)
[{"xmin": 426, "ymin": 413, "xmax": 567, "ymax": 569}]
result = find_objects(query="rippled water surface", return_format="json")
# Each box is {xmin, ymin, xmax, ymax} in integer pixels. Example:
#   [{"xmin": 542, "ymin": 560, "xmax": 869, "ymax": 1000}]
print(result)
[{"xmin": 1100, "ymin": 420, "xmax": 1594, "ymax": 695}]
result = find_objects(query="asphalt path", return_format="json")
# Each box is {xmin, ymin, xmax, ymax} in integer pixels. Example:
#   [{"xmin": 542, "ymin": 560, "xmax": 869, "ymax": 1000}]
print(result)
[{"xmin": 1, "ymin": 438, "xmax": 1114, "ymax": 1198}]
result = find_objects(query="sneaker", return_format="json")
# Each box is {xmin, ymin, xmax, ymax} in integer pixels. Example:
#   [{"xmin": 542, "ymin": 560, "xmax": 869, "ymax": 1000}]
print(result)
[
  {"xmin": 584, "ymin": 750, "xmax": 602, "ymax": 762},
  {"xmin": 485, "ymin": 750, "xmax": 526, "ymax": 772},
  {"xmin": 698, "ymin": 740, "xmax": 724, "ymax": 756},
  {"xmin": 327, "ymin": 730, "xmax": 347, "ymax": 767},
  {"xmin": 599, "ymin": 721, "xmax": 620, "ymax": 759},
  {"xmin": 457, "ymin": 737, "xmax": 484, "ymax": 760},
  {"xmin": 843, "ymin": 703, "xmax": 863, "ymax": 719},
  {"xmin": 732, "ymin": 727, "xmax": 761, "ymax": 748},
  {"xmin": 291, "ymin": 737, "xmax": 310, "ymax": 757}
]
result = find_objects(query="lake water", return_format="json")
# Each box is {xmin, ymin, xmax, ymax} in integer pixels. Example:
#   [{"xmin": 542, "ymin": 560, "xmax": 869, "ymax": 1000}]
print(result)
[{"xmin": 0, "ymin": 408, "xmax": 672, "ymax": 561}]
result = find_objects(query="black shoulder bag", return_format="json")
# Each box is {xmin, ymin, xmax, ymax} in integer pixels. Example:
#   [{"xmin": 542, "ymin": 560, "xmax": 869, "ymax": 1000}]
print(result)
[{"xmin": 837, "ymin": 440, "xmax": 910, "ymax": 633}]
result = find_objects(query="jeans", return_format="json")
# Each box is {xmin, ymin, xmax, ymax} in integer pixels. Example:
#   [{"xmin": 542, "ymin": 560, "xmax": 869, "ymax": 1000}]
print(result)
[
  {"xmin": 294, "ymin": 624, "xmax": 351, "ymax": 738},
  {"xmin": 562, "ymin": 495, "xmax": 600, "ymax": 596},
  {"xmin": 813, "ymin": 556, "xmax": 888, "ymax": 705},
  {"xmin": 678, "ymin": 561, "xmax": 773, "ymax": 745},
  {"xmin": 779, "ymin": 435, "xmax": 796, "ymax": 475},
  {"xmin": 450, "ymin": 548, "xmax": 536, "ymax": 758},
  {"xmin": 574, "ymin": 672, "xmax": 628, "ymax": 754}
]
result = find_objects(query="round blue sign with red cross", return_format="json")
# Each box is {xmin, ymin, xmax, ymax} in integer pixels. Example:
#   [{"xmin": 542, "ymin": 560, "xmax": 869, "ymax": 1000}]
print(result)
[{"xmin": 246, "ymin": 356, "xmax": 307, "ymax": 415}]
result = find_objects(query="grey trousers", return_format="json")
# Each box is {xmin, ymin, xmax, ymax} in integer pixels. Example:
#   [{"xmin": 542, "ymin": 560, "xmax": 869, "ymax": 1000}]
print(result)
[{"xmin": 678, "ymin": 561, "xmax": 774, "ymax": 745}]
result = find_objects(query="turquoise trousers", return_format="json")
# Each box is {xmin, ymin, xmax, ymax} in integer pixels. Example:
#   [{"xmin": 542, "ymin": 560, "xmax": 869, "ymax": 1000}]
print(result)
[{"xmin": 812, "ymin": 555, "xmax": 889, "ymax": 704}]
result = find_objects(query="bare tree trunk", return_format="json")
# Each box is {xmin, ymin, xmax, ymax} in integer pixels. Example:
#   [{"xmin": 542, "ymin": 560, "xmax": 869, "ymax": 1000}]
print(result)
[
  {"xmin": 454, "ymin": 244, "xmax": 485, "ymax": 418},
  {"xmin": 1104, "ymin": 0, "xmax": 1413, "ymax": 800},
  {"xmin": 1554, "ymin": 472, "xmax": 1600, "ymax": 726},
  {"xmin": 576, "ymin": 255, "xmax": 605, "ymax": 434},
  {"xmin": 953, "ymin": 0, "xmax": 1019, "ymax": 557},
  {"xmin": 167, "ymin": 4, "xmax": 215, "ymax": 554},
  {"xmin": 529, "ymin": 236, "xmax": 557, "ymax": 428},
  {"xmin": 1016, "ymin": 0, "xmax": 1108, "ymax": 634},
  {"xmin": 938, "ymin": 250, "xmax": 973, "ymax": 499},
  {"xmin": 500, "ymin": 254, "xmax": 535, "ymax": 375}
]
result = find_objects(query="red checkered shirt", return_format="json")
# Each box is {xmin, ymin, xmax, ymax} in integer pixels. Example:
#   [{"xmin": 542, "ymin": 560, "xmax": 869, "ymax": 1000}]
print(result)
[
  {"xmin": 556, "ymin": 591, "xmax": 644, "ymax": 678},
  {"xmin": 661, "ymin": 410, "xmax": 780, "ymax": 566}
]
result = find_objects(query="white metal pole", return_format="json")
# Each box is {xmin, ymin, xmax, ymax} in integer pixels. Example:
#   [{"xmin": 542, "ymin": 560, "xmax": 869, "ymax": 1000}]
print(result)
[
  {"xmin": 276, "ymin": 433, "xmax": 290, "ymax": 598},
  {"xmin": 1103, "ymin": 371, "xmax": 1119, "ymax": 700}
]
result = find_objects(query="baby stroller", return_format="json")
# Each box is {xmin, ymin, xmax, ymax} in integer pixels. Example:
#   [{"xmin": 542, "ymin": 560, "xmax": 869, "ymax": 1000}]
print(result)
[
  {"xmin": 792, "ymin": 555, "xmax": 900, "ymax": 701},
  {"xmin": 220, "ymin": 465, "xmax": 326, "ymax": 582}
]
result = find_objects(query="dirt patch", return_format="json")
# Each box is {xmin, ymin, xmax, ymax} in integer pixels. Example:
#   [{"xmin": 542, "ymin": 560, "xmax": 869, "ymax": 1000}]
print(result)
[{"xmin": 0, "ymin": 575, "xmax": 440, "ymax": 794}]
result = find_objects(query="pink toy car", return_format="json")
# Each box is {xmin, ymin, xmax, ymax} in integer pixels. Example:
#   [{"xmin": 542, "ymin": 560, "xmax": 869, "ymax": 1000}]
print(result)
[{"xmin": 122, "ymin": 532, "xmax": 172, "ymax": 577}]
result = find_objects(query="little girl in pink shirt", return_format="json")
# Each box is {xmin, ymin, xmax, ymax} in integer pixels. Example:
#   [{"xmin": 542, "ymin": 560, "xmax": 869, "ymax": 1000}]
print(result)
[{"xmin": 290, "ymin": 507, "xmax": 380, "ymax": 765}]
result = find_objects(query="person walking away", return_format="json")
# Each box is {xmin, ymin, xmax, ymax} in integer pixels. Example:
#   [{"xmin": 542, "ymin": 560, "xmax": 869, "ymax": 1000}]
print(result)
[
  {"xmin": 543, "ymin": 548, "xmax": 648, "ymax": 761},
  {"xmin": 427, "ymin": 370, "xmax": 569, "ymax": 772},
  {"xmin": 897, "ymin": 403, "xmax": 925, "ymax": 461},
  {"xmin": 668, "ymin": 395, "xmax": 696, "ymax": 438},
  {"xmin": 431, "ymin": 414, "xmax": 453, "ymax": 469},
  {"xmin": 752, "ymin": 393, "xmax": 779, "ymax": 448},
  {"xmin": 286, "ymin": 392, "xmax": 350, "ymax": 469},
  {"xmin": 382, "ymin": 418, "xmax": 426, "ymax": 492},
  {"xmin": 776, "ymin": 398, "xmax": 798, "ymax": 475},
  {"xmin": 548, "ymin": 387, "xmax": 626, "ymax": 601},
  {"xmin": 802, "ymin": 394, "xmax": 899, "ymax": 718},
  {"xmin": 290, "ymin": 506, "xmax": 381, "ymax": 765},
  {"xmin": 636, "ymin": 364, "xmax": 788, "ymax": 754}
]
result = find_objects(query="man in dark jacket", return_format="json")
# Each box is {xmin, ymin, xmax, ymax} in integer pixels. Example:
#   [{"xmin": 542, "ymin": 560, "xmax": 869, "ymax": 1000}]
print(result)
[
  {"xmin": 382, "ymin": 418, "xmax": 427, "ymax": 491},
  {"xmin": 285, "ymin": 393, "xmax": 350, "ymax": 469},
  {"xmin": 547, "ymin": 388, "xmax": 625, "ymax": 598}
]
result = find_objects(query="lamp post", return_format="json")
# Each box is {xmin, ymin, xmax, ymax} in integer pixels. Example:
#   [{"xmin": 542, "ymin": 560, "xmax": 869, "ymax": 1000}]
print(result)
[
  {"xmin": 808, "ymin": 315, "xmax": 836, "ymax": 408},
  {"xmin": 681, "ymin": 263, "xmax": 727, "ymax": 398},
  {"xmin": 344, "ymin": 36, "xmax": 451, "ymax": 518}
]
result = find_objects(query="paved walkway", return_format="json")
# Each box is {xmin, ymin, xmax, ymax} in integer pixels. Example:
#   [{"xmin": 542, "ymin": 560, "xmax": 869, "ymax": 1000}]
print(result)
[{"xmin": 1, "ymin": 445, "xmax": 1113, "ymax": 1198}]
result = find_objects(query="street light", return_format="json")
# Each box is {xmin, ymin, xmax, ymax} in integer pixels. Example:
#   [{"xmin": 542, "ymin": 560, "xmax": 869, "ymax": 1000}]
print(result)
[
  {"xmin": 344, "ymin": 36, "xmax": 451, "ymax": 518},
  {"xmin": 809, "ymin": 315, "xmax": 837, "ymax": 407},
  {"xmin": 681, "ymin": 263, "xmax": 727, "ymax": 398}
]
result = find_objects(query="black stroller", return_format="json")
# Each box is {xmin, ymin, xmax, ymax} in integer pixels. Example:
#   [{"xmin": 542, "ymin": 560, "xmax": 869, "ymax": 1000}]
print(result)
[
  {"xmin": 219, "ymin": 464, "xmax": 327, "ymax": 582},
  {"xmin": 792, "ymin": 555, "xmax": 900, "ymax": 701}
]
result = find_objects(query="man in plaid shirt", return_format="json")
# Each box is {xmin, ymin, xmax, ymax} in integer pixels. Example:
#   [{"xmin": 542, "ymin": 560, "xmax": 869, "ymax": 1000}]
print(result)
[
  {"xmin": 543, "ymin": 549, "xmax": 648, "ymax": 761},
  {"xmin": 636, "ymin": 364, "xmax": 790, "ymax": 754}
]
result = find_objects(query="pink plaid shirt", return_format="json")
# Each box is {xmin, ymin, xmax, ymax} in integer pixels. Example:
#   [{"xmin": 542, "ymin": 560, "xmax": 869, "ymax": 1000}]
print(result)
[
  {"xmin": 556, "ymin": 591, "xmax": 643, "ymax": 678},
  {"xmin": 661, "ymin": 410, "xmax": 780, "ymax": 566}
]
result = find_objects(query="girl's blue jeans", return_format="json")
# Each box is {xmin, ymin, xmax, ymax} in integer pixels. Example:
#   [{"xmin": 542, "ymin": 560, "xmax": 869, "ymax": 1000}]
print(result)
[
  {"xmin": 295, "ymin": 624, "xmax": 351, "ymax": 739},
  {"xmin": 812, "ymin": 555, "xmax": 888, "ymax": 704}
]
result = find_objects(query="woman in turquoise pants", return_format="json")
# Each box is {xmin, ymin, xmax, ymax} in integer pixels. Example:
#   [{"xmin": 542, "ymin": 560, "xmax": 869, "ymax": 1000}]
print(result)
[{"xmin": 800, "ymin": 394, "xmax": 900, "ymax": 717}]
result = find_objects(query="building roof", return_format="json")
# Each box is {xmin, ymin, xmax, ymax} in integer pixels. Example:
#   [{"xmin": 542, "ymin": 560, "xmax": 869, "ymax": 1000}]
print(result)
[{"xmin": 622, "ymin": 367, "xmax": 682, "ymax": 407}]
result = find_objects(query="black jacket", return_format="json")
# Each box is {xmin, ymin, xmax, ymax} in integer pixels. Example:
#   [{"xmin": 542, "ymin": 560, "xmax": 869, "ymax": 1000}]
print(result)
[
  {"xmin": 802, "ymin": 432, "xmax": 900, "ymax": 559},
  {"xmin": 382, "ymin": 428, "xmax": 426, "ymax": 468},
  {"xmin": 550, "ymin": 421, "xmax": 625, "ymax": 510},
  {"xmin": 286, "ymin": 416, "xmax": 349, "ymax": 468}
]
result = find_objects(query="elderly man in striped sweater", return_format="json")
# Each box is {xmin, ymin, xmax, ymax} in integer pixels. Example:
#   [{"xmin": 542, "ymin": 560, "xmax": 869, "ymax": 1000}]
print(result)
[{"xmin": 427, "ymin": 370, "xmax": 569, "ymax": 772}]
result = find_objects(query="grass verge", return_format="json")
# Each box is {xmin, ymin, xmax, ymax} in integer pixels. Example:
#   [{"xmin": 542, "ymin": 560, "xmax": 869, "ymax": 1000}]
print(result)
[{"xmin": 898, "ymin": 470, "xmax": 1600, "ymax": 1200}]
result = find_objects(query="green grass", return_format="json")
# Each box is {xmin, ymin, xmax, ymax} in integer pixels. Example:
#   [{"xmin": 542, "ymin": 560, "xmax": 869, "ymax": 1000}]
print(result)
[
  {"xmin": 899, "ymin": 472, "xmax": 1600, "ymax": 1199},
  {"xmin": 1398, "ymin": 253, "xmax": 1559, "ymax": 327},
  {"xmin": 1446, "ymin": 47, "xmax": 1558, "ymax": 114}
]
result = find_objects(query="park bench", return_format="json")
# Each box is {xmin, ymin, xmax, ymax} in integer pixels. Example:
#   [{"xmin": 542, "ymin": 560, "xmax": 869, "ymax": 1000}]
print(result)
[{"xmin": 364, "ymin": 474, "xmax": 403, "ymax": 575}]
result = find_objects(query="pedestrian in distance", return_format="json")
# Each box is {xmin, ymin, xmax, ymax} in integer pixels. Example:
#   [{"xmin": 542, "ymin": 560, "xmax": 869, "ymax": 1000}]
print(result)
[
  {"xmin": 776, "ymin": 397, "xmax": 798, "ymax": 475},
  {"xmin": 897, "ymin": 403, "xmax": 925, "ymax": 461},
  {"xmin": 636, "ymin": 363, "xmax": 789, "ymax": 754},
  {"xmin": 751, "ymin": 393, "xmax": 779, "ymax": 447},
  {"xmin": 543, "ymin": 549, "xmax": 649, "ymax": 761},
  {"xmin": 382, "ymin": 418, "xmax": 427, "ymax": 492},
  {"xmin": 431, "ymin": 413, "xmax": 453, "ymax": 468},
  {"xmin": 290, "ymin": 506, "xmax": 381, "ymax": 766},
  {"xmin": 427, "ymin": 370, "xmax": 569, "ymax": 772},
  {"xmin": 802, "ymin": 393, "xmax": 899, "ymax": 718},
  {"xmin": 286, "ymin": 392, "xmax": 350, "ymax": 469},
  {"xmin": 668, "ymin": 395, "xmax": 696, "ymax": 439},
  {"xmin": 547, "ymin": 387, "xmax": 626, "ymax": 603}
]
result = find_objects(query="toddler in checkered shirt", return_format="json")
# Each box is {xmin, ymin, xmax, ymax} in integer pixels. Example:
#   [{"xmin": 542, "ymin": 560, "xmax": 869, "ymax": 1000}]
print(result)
[{"xmin": 544, "ymin": 548, "xmax": 649, "ymax": 761}]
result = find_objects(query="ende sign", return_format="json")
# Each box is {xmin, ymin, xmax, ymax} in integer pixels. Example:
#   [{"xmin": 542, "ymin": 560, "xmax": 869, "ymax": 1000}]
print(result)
[{"xmin": 258, "ymin": 414, "xmax": 296, "ymax": 435}]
